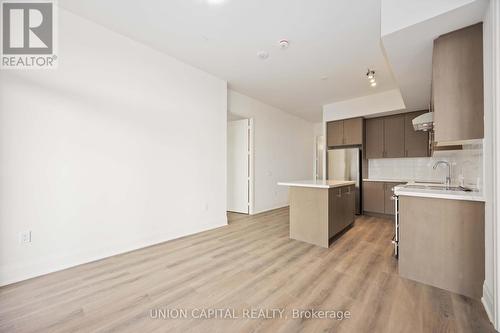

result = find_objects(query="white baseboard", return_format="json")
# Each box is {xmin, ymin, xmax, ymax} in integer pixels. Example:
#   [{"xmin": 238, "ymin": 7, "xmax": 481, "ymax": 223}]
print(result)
[
  {"xmin": 252, "ymin": 204, "xmax": 289, "ymax": 215},
  {"xmin": 0, "ymin": 219, "xmax": 227, "ymax": 287},
  {"xmin": 482, "ymin": 282, "xmax": 495, "ymax": 326}
]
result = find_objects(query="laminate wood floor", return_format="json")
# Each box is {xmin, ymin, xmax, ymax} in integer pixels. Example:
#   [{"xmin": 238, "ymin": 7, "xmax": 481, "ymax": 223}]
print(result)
[{"xmin": 0, "ymin": 208, "xmax": 495, "ymax": 333}]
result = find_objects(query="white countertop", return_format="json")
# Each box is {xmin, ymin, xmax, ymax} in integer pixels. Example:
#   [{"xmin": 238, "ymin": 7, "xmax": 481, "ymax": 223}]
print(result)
[
  {"xmin": 394, "ymin": 184, "xmax": 485, "ymax": 202},
  {"xmin": 363, "ymin": 178, "xmax": 410, "ymax": 183},
  {"xmin": 277, "ymin": 179, "xmax": 356, "ymax": 189}
]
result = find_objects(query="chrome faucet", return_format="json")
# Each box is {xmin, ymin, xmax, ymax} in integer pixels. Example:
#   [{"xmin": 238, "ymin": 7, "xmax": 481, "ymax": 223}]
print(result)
[{"xmin": 433, "ymin": 160, "xmax": 451, "ymax": 188}]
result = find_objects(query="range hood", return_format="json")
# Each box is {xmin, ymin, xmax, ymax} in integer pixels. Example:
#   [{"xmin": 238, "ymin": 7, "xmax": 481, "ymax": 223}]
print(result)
[{"xmin": 412, "ymin": 112, "xmax": 434, "ymax": 131}]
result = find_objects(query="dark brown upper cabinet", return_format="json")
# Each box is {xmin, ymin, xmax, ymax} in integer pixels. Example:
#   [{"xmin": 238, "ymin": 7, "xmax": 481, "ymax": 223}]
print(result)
[
  {"xmin": 327, "ymin": 118, "xmax": 363, "ymax": 147},
  {"xmin": 432, "ymin": 23, "xmax": 484, "ymax": 142},
  {"xmin": 343, "ymin": 118, "xmax": 363, "ymax": 145},
  {"xmin": 365, "ymin": 118, "xmax": 384, "ymax": 159},
  {"xmin": 384, "ymin": 115, "xmax": 405, "ymax": 158},
  {"xmin": 327, "ymin": 121, "xmax": 344, "ymax": 146},
  {"xmin": 365, "ymin": 111, "xmax": 430, "ymax": 159},
  {"xmin": 404, "ymin": 111, "xmax": 430, "ymax": 157}
]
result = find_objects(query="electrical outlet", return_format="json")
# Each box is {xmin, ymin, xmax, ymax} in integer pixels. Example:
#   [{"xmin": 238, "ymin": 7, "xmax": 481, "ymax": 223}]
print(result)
[{"xmin": 19, "ymin": 231, "xmax": 32, "ymax": 244}]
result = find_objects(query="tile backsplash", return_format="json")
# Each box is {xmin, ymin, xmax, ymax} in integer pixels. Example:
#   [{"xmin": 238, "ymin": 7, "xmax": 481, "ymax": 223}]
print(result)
[{"xmin": 368, "ymin": 145, "xmax": 483, "ymax": 189}]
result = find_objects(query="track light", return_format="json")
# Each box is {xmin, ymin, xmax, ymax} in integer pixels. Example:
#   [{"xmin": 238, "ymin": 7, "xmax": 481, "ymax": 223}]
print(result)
[{"xmin": 366, "ymin": 69, "xmax": 377, "ymax": 87}]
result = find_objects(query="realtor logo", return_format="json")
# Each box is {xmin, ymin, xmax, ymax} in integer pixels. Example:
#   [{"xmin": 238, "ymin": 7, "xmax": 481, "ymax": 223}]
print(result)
[{"xmin": 1, "ymin": 1, "xmax": 57, "ymax": 68}]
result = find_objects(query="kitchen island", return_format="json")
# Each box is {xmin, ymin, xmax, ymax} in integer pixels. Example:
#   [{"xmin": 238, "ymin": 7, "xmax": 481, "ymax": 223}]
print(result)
[{"xmin": 277, "ymin": 180, "xmax": 356, "ymax": 248}]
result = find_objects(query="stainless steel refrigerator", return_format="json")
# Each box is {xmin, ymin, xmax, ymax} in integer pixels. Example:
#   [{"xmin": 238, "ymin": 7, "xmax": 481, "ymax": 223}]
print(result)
[{"xmin": 327, "ymin": 148, "xmax": 361, "ymax": 214}]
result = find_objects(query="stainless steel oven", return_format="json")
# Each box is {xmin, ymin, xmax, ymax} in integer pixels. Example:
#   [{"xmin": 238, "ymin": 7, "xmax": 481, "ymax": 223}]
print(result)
[{"xmin": 391, "ymin": 194, "xmax": 399, "ymax": 258}]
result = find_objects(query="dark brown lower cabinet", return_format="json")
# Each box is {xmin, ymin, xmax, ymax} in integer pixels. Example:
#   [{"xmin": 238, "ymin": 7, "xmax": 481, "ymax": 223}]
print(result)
[
  {"xmin": 384, "ymin": 182, "xmax": 405, "ymax": 214},
  {"xmin": 364, "ymin": 181, "xmax": 405, "ymax": 215},
  {"xmin": 363, "ymin": 181, "xmax": 385, "ymax": 214},
  {"xmin": 344, "ymin": 185, "xmax": 355, "ymax": 227},
  {"xmin": 329, "ymin": 185, "xmax": 355, "ymax": 238}
]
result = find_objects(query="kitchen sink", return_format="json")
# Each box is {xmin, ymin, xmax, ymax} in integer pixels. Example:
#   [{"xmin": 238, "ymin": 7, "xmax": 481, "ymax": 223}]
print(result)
[
  {"xmin": 402, "ymin": 185, "xmax": 473, "ymax": 192},
  {"xmin": 413, "ymin": 181, "xmax": 444, "ymax": 185},
  {"xmin": 425, "ymin": 186, "xmax": 467, "ymax": 191},
  {"xmin": 403, "ymin": 185, "xmax": 429, "ymax": 189}
]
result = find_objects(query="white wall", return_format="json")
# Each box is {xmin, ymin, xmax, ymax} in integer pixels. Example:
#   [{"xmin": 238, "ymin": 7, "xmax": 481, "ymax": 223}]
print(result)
[
  {"xmin": 228, "ymin": 90, "xmax": 314, "ymax": 214},
  {"xmin": 323, "ymin": 89, "xmax": 405, "ymax": 122},
  {"xmin": 0, "ymin": 9, "xmax": 228, "ymax": 285},
  {"xmin": 482, "ymin": 0, "xmax": 500, "ymax": 327},
  {"xmin": 381, "ymin": 0, "xmax": 476, "ymax": 36}
]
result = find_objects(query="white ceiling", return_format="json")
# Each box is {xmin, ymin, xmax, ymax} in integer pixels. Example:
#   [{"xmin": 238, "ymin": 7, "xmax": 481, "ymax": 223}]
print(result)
[
  {"xmin": 59, "ymin": 0, "xmax": 397, "ymax": 122},
  {"xmin": 381, "ymin": 0, "xmax": 487, "ymax": 113}
]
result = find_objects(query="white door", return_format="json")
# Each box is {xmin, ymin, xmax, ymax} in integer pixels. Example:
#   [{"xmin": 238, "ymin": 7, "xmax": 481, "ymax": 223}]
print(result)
[{"xmin": 227, "ymin": 119, "xmax": 249, "ymax": 213}]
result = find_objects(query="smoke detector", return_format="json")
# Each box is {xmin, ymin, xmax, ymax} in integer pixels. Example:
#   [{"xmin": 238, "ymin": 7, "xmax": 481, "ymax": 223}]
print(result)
[
  {"xmin": 279, "ymin": 39, "xmax": 290, "ymax": 49},
  {"xmin": 257, "ymin": 51, "xmax": 269, "ymax": 60}
]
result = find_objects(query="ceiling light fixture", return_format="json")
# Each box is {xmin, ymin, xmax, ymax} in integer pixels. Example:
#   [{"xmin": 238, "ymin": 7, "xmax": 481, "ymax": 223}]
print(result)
[
  {"xmin": 206, "ymin": 0, "xmax": 226, "ymax": 5},
  {"xmin": 366, "ymin": 69, "xmax": 377, "ymax": 87}
]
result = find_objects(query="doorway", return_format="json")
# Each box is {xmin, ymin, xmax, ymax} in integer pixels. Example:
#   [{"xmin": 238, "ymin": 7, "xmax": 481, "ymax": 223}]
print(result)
[
  {"xmin": 315, "ymin": 135, "xmax": 324, "ymax": 180},
  {"xmin": 227, "ymin": 117, "xmax": 253, "ymax": 214}
]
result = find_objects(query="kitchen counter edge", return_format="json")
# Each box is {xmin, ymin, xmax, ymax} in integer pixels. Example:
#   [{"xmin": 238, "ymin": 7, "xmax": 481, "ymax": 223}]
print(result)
[{"xmin": 277, "ymin": 180, "xmax": 356, "ymax": 189}]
